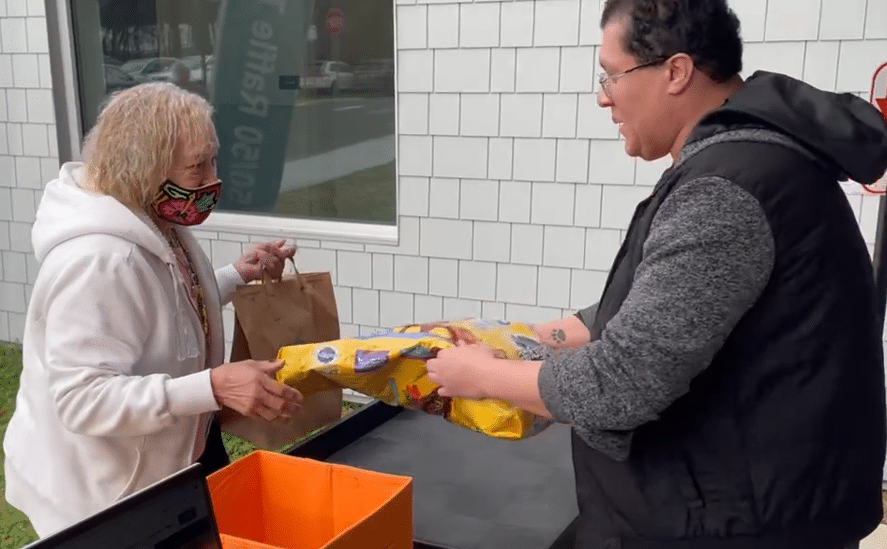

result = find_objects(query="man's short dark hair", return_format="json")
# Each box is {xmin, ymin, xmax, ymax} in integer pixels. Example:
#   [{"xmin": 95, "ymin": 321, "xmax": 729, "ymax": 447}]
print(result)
[{"xmin": 601, "ymin": 0, "xmax": 743, "ymax": 83}]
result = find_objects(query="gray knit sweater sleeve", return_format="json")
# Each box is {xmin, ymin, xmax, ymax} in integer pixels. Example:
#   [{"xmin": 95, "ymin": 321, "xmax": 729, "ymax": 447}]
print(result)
[{"xmin": 537, "ymin": 177, "xmax": 775, "ymax": 460}]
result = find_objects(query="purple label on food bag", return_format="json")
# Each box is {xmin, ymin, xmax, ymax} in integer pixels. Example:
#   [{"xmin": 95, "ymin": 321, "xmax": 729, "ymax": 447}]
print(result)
[{"xmin": 354, "ymin": 350, "xmax": 389, "ymax": 373}]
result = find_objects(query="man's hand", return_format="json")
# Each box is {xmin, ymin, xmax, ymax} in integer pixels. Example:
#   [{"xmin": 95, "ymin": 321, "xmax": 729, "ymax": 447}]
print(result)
[
  {"xmin": 210, "ymin": 360, "xmax": 303, "ymax": 423},
  {"xmin": 234, "ymin": 240, "xmax": 296, "ymax": 283},
  {"xmin": 426, "ymin": 344, "xmax": 499, "ymax": 399}
]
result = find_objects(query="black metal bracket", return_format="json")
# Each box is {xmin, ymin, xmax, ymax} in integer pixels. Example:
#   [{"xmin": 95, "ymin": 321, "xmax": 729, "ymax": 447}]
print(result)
[{"xmin": 283, "ymin": 399, "xmax": 401, "ymax": 461}]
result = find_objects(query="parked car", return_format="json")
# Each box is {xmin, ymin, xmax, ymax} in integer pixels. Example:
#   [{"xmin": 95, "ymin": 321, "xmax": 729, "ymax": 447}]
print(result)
[
  {"xmin": 119, "ymin": 58, "xmax": 153, "ymax": 77},
  {"xmin": 103, "ymin": 64, "xmax": 137, "ymax": 93},
  {"xmin": 121, "ymin": 57, "xmax": 190, "ymax": 87},
  {"xmin": 180, "ymin": 55, "xmax": 213, "ymax": 85},
  {"xmin": 352, "ymin": 58, "xmax": 394, "ymax": 94},
  {"xmin": 301, "ymin": 61, "xmax": 354, "ymax": 94}
]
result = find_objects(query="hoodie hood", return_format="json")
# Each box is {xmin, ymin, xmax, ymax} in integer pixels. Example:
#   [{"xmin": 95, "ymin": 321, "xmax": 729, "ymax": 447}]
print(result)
[
  {"xmin": 33, "ymin": 162, "xmax": 172, "ymax": 263},
  {"xmin": 691, "ymin": 70, "xmax": 887, "ymax": 185}
]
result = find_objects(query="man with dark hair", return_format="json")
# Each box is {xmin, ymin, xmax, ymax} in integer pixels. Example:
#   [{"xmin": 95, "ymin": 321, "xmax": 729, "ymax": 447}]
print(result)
[{"xmin": 426, "ymin": 0, "xmax": 887, "ymax": 547}]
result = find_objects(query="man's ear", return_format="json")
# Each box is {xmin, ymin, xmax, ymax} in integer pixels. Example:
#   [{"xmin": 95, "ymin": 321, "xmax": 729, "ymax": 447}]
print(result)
[{"xmin": 666, "ymin": 53, "xmax": 694, "ymax": 95}]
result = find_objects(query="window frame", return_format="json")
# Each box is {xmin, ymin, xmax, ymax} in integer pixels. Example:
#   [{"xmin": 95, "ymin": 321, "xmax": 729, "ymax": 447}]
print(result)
[{"xmin": 45, "ymin": 0, "xmax": 400, "ymax": 245}]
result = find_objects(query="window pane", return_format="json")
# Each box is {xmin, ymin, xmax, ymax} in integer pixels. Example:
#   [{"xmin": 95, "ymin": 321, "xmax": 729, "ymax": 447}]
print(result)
[{"xmin": 71, "ymin": 0, "xmax": 396, "ymax": 225}]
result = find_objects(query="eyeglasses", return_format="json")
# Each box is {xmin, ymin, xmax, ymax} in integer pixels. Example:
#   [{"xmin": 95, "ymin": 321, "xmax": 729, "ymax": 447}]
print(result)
[{"xmin": 598, "ymin": 57, "xmax": 669, "ymax": 97}]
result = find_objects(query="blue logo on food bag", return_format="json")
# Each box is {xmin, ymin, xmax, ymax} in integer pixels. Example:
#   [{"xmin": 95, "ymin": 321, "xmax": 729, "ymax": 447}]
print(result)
[
  {"xmin": 316, "ymin": 346, "xmax": 338, "ymax": 365},
  {"xmin": 512, "ymin": 335, "xmax": 542, "ymax": 352}
]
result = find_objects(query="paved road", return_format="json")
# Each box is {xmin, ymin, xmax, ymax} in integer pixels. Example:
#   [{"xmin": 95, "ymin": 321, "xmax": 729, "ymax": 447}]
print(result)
[{"xmin": 286, "ymin": 95, "xmax": 395, "ymax": 161}]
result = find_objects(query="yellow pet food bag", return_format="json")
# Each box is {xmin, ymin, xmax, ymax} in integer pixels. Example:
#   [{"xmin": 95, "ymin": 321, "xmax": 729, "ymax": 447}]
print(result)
[{"xmin": 276, "ymin": 319, "xmax": 552, "ymax": 440}]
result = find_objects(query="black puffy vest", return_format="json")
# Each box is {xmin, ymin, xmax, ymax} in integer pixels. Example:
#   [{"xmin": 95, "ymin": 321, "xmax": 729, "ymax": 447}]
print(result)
[{"xmin": 573, "ymin": 130, "xmax": 887, "ymax": 549}]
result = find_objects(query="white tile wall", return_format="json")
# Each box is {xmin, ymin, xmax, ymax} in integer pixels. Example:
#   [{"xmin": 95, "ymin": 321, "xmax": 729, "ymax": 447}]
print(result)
[
  {"xmin": 819, "ymin": 0, "xmax": 866, "ymax": 41},
  {"xmin": 542, "ymin": 94, "xmax": 578, "ymax": 138},
  {"xmin": 398, "ymin": 93, "xmax": 429, "ymax": 134},
  {"xmin": 513, "ymin": 138, "xmax": 555, "ymax": 181},
  {"xmin": 515, "ymin": 47, "xmax": 560, "ymax": 93},
  {"xmin": 459, "ymin": 179, "xmax": 499, "ymax": 221},
  {"xmin": 728, "ymin": 0, "xmax": 767, "ymax": 42},
  {"xmin": 802, "ymin": 41, "xmax": 840, "ymax": 92},
  {"xmin": 488, "ymin": 138, "xmax": 513, "ymax": 179},
  {"xmin": 6, "ymin": 2, "xmax": 25, "ymax": 18},
  {"xmin": 496, "ymin": 263, "xmax": 538, "ymax": 305},
  {"xmin": 427, "ymin": 4, "xmax": 458, "ymax": 49},
  {"xmin": 490, "ymin": 48, "xmax": 516, "ymax": 92},
  {"xmin": 428, "ymin": 177, "xmax": 460, "ymax": 218},
  {"xmin": 372, "ymin": 254, "xmax": 394, "ymax": 291},
  {"xmin": 336, "ymin": 250, "xmax": 372, "ymax": 289},
  {"xmin": 500, "ymin": 93, "xmax": 542, "ymax": 137},
  {"xmin": 333, "ymin": 286, "xmax": 352, "ymax": 324},
  {"xmin": 534, "ymin": 0, "xmax": 580, "ymax": 47},
  {"xmin": 531, "ymin": 182, "xmax": 575, "ymax": 225},
  {"xmin": 742, "ymin": 41, "xmax": 806, "ymax": 81},
  {"xmin": 542, "ymin": 225, "xmax": 586, "ymax": 269},
  {"xmin": 577, "ymin": 0, "xmax": 602, "ymax": 46},
  {"xmin": 556, "ymin": 139, "xmax": 589, "ymax": 184},
  {"xmin": 397, "ymin": 5, "xmax": 427, "ymax": 50},
  {"xmin": 866, "ymin": 0, "xmax": 887, "ymax": 39},
  {"xmin": 432, "ymin": 136, "xmax": 487, "ymax": 178},
  {"xmin": 379, "ymin": 291, "xmax": 414, "ymax": 328},
  {"xmin": 397, "ymin": 50, "xmax": 433, "ymax": 92},
  {"xmin": 500, "ymin": 3, "xmax": 533, "ymax": 48},
  {"xmin": 837, "ymin": 40, "xmax": 887, "ymax": 92},
  {"xmin": 394, "ymin": 255, "xmax": 429, "ymax": 294},
  {"xmin": 537, "ymin": 266, "xmax": 571, "ymax": 308},
  {"xmin": 460, "ymin": 93, "xmax": 500, "ymax": 136},
  {"xmin": 0, "ymin": 0, "xmax": 885, "ymax": 350},
  {"xmin": 435, "ymin": 49, "xmax": 490, "ymax": 93},
  {"xmin": 573, "ymin": 184, "xmax": 602, "ymax": 227},
  {"xmin": 443, "ymin": 297, "xmax": 482, "ymax": 319},
  {"xmin": 585, "ymin": 228, "xmax": 621, "ymax": 271},
  {"xmin": 398, "ymin": 134, "xmax": 432, "ymax": 176},
  {"xmin": 428, "ymin": 93, "xmax": 459, "ymax": 135},
  {"xmin": 400, "ymin": 176, "xmax": 430, "ymax": 217},
  {"xmin": 458, "ymin": 260, "xmax": 497, "ymax": 301},
  {"xmin": 764, "ymin": 0, "xmax": 821, "ymax": 42},
  {"xmin": 473, "ymin": 220, "xmax": 511, "ymax": 262},
  {"xmin": 428, "ymin": 257, "xmax": 458, "ymax": 296},
  {"xmin": 511, "ymin": 223, "xmax": 544, "ymax": 265},
  {"xmin": 560, "ymin": 47, "xmax": 595, "ymax": 92},
  {"xmin": 460, "ymin": 3, "xmax": 500, "ymax": 49}
]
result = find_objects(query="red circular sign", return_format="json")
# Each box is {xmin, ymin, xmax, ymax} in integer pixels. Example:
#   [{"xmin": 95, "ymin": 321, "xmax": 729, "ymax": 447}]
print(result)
[{"xmin": 327, "ymin": 8, "xmax": 344, "ymax": 36}]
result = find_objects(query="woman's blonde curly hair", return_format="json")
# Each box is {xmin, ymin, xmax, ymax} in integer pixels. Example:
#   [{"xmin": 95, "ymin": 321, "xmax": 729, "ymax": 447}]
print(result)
[{"xmin": 82, "ymin": 82, "xmax": 217, "ymax": 212}]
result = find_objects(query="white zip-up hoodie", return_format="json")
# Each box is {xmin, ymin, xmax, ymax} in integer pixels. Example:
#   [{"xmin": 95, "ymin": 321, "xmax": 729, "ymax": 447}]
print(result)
[{"xmin": 3, "ymin": 162, "xmax": 244, "ymax": 537}]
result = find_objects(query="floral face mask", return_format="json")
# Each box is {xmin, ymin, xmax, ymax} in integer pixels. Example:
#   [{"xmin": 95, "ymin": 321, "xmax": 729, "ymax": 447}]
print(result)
[{"xmin": 151, "ymin": 179, "xmax": 222, "ymax": 226}]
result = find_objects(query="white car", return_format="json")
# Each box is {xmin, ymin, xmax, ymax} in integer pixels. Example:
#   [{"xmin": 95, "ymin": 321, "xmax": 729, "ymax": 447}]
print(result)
[
  {"xmin": 180, "ymin": 55, "xmax": 213, "ymax": 85},
  {"xmin": 302, "ymin": 61, "xmax": 354, "ymax": 94},
  {"xmin": 121, "ymin": 57, "xmax": 190, "ymax": 87}
]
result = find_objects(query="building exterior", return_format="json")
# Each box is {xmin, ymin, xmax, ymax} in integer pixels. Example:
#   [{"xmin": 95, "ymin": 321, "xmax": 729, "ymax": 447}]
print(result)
[{"xmin": 0, "ymin": 1, "xmax": 885, "ymax": 365}]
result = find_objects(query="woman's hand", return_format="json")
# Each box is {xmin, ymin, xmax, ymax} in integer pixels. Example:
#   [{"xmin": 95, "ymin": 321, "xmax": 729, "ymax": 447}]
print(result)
[
  {"xmin": 426, "ymin": 344, "xmax": 499, "ymax": 399},
  {"xmin": 234, "ymin": 240, "xmax": 296, "ymax": 283},
  {"xmin": 210, "ymin": 360, "xmax": 303, "ymax": 423}
]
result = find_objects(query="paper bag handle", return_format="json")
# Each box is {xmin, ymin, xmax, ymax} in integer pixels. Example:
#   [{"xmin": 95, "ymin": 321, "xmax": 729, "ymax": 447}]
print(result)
[{"xmin": 260, "ymin": 257, "xmax": 304, "ymax": 289}]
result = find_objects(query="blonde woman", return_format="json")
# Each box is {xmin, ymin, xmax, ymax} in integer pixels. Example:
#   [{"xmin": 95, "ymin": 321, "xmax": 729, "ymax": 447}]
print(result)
[{"xmin": 3, "ymin": 83, "xmax": 303, "ymax": 538}]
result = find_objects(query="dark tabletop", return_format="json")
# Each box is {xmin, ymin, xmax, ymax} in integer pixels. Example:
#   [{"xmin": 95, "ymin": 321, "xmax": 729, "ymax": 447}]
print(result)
[{"xmin": 321, "ymin": 409, "xmax": 578, "ymax": 549}]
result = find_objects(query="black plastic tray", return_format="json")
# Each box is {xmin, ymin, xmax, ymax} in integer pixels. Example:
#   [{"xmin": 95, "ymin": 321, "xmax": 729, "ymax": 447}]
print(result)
[{"xmin": 284, "ymin": 401, "xmax": 578, "ymax": 549}]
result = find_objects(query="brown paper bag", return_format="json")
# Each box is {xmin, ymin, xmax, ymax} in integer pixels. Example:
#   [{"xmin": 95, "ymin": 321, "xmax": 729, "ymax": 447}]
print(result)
[{"xmin": 220, "ymin": 265, "xmax": 343, "ymax": 450}]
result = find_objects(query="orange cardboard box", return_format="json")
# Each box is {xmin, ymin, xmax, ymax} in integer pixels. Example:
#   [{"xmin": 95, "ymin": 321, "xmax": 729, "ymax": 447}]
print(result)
[{"xmin": 207, "ymin": 451, "xmax": 413, "ymax": 549}]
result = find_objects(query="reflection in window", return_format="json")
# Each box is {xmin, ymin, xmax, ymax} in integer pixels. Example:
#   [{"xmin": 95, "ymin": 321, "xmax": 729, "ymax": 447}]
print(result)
[{"xmin": 71, "ymin": 0, "xmax": 396, "ymax": 225}]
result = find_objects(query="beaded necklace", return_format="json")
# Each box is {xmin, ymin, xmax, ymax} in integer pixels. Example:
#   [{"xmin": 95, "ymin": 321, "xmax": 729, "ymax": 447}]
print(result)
[{"xmin": 164, "ymin": 228, "xmax": 210, "ymax": 343}]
